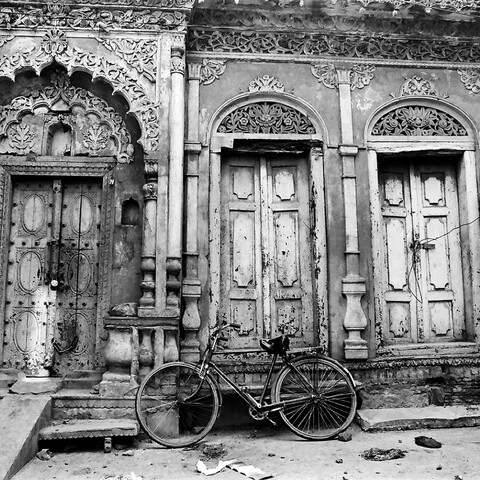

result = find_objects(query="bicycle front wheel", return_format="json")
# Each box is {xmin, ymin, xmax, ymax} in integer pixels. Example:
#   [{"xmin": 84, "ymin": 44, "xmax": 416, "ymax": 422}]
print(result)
[
  {"xmin": 272, "ymin": 356, "xmax": 357, "ymax": 440},
  {"xmin": 135, "ymin": 361, "xmax": 221, "ymax": 448}
]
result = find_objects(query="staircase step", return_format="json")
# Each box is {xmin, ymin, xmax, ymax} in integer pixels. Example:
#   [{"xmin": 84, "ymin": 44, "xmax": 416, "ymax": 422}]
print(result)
[
  {"xmin": 357, "ymin": 405, "xmax": 480, "ymax": 432},
  {"xmin": 39, "ymin": 419, "xmax": 139, "ymax": 441},
  {"xmin": 0, "ymin": 395, "xmax": 51, "ymax": 480}
]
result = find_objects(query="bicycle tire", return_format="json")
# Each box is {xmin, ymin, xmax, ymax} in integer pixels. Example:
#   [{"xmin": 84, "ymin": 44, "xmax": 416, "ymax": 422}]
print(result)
[
  {"xmin": 272, "ymin": 355, "xmax": 357, "ymax": 440},
  {"xmin": 135, "ymin": 361, "xmax": 221, "ymax": 448}
]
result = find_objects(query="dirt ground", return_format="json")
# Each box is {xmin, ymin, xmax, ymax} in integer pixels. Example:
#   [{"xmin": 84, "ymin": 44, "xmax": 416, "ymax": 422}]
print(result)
[{"xmin": 12, "ymin": 424, "xmax": 480, "ymax": 480}]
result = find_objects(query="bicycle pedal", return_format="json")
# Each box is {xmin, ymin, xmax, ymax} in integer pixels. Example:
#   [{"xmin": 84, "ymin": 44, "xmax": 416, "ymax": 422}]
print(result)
[{"xmin": 266, "ymin": 417, "xmax": 277, "ymax": 427}]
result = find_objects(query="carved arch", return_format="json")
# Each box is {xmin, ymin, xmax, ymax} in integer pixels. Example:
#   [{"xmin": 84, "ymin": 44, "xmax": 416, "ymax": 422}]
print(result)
[
  {"xmin": 0, "ymin": 34, "xmax": 158, "ymax": 153},
  {"xmin": 209, "ymin": 92, "xmax": 327, "ymax": 143},
  {"xmin": 366, "ymin": 97, "xmax": 476, "ymax": 141},
  {"xmin": 0, "ymin": 71, "xmax": 133, "ymax": 162}
]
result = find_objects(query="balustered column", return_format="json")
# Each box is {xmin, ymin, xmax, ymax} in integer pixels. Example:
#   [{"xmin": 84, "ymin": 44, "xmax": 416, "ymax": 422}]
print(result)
[
  {"xmin": 337, "ymin": 68, "xmax": 368, "ymax": 360},
  {"xmin": 181, "ymin": 62, "xmax": 202, "ymax": 362},
  {"xmin": 138, "ymin": 156, "xmax": 158, "ymax": 315},
  {"xmin": 166, "ymin": 34, "xmax": 186, "ymax": 315}
]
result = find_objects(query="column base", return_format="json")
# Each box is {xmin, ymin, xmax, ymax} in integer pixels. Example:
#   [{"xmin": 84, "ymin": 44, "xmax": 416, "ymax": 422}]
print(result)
[
  {"xmin": 98, "ymin": 371, "xmax": 135, "ymax": 397},
  {"xmin": 344, "ymin": 339, "xmax": 369, "ymax": 360}
]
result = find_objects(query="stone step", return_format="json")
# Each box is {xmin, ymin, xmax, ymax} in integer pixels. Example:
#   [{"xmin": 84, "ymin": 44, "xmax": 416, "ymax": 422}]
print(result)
[
  {"xmin": 357, "ymin": 405, "xmax": 480, "ymax": 432},
  {"xmin": 0, "ymin": 395, "xmax": 52, "ymax": 480},
  {"xmin": 39, "ymin": 419, "xmax": 139, "ymax": 452}
]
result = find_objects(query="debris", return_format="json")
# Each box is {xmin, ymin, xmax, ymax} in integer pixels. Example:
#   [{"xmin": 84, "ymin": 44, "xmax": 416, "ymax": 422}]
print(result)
[
  {"xmin": 36, "ymin": 449, "xmax": 53, "ymax": 461},
  {"xmin": 455, "ymin": 476, "xmax": 463, "ymax": 480},
  {"xmin": 336, "ymin": 459, "xmax": 343, "ymax": 464},
  {"xmin": 122, "ymin": 449, "xmax": 135, "ymax": 456},
  {"xmin": 227, "ymin": 461, "xmax": 273, "ymax": 480},
  {"xmin": 202, "ymin": 443, "xmax": 226, "ymax": 459},
  {"xmin": 414, "ymin": 436, "xmax": 442, "ymax": 448},
  {"xmin": 338, "ymin": 431, "xmax": 352, "ymax": 442},
  {"xmin": 101, "ymin": 473, "xmax": 143, "ymax": 480},
  {"xmin": 196, "ymin": 459, "xmax": 238, "ymax": 476},
  {"xmin": 436, "ymin": 465, "xmax": 442, "ymax": 470},
  {"xmin": 362, "ymin": 448, "xmax": 406, "ymax": 461},
  {"xmin": 104, "ymin": 437, "xmax": 112, "ymax": 453}
]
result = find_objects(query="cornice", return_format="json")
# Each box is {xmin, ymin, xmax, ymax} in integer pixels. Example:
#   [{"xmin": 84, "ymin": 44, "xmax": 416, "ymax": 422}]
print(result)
[{"xmin": 0, "ymin": 0, "xmax": 195, "ymax": 31}]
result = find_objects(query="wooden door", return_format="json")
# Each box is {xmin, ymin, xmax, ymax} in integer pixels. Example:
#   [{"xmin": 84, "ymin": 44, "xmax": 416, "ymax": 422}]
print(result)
[
  {"xmin": 220, "ymin": 152, "xmax": 314, "ymax": 349},
  {"xmin": 2, "ymin": 178, "xmax": 102, "ymax": 375},
  {"xmin": 379, "ymin": 157, "xmax": 465, "ymax": 344}
]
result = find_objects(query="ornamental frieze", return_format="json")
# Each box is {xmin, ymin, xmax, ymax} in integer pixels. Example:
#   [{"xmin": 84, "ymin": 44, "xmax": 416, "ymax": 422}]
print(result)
[
  {"xmin": 0, "ymin": 71, "xmax": 134, "ymax": 161},
  {"xmin": 188, "ymin": 30, "xmax": 480, "ymax": 64},
  {"xmin": 0, "ymin": 31, "xmax": 159, "ymax": 152},
  {"xmin": 97, "ymin": 38, "xmax": 158, "ymax": 82},
  {"xmin": 371, "ymin": 106, "xmax": 468, "ymax": 136},
  {"xmin": 217, "ymin": 102, "xmax": 316, "ymax": 135},
  {"xmin": 0, "ymin": 5, "xmax": 187, "ymax": 31}
]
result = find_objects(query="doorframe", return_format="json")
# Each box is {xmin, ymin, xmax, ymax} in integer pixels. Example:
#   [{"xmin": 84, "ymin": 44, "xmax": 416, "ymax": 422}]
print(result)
[
  {"xmin": 207, "ymin": 93, "xmax": 329, "ymax": 350},
  {"xmin": 366, "ymin": 97, "xmax": 480, "ymax": 356},
  {"xmin": 0, "ymin": 156, "xmax": 115, "ymax": 368}
]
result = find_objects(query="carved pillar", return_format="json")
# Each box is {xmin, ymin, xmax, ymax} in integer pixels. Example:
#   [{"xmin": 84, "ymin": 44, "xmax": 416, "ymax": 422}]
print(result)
[
  {"xmin": 138, "ymin": 156, "xmax": 158, "ymax": 316},
  {"xmin": 337, "ymin": 69, "xmax": 368, "ymax": 360},
  {"xmin": 166, "ymin": 34, "xmax": 186, "ymax": 315},
  {"xmin": 181, "ymin": 63, "xmax": 202, "ymax": 362}
]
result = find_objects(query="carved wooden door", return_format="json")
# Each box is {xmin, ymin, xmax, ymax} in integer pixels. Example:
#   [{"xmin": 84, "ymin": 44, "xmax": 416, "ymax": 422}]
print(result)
[
  {"xmin": 379, "ymin": 158, "xmax": 465, "ymax": 344},
  {"xmin": 2, "ymin": 178, "xmax": 101, "ymax": 375},
  {"xmin": 220, "ymin": 152, "xmax": 314, "ymax": 349}
]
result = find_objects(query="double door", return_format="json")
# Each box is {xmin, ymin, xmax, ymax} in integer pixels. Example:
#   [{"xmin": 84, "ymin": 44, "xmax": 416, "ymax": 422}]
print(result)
[
  {"xmin": 379, "ymin": 158, "xmax": 465, "ymax": 344},
  {"xmin": 2, "ymin": 177, "xmax": 102, "ymax": 375},
  {"xmin": 220, "ymin": 153, "xmax": 315, "ymax": 349}
]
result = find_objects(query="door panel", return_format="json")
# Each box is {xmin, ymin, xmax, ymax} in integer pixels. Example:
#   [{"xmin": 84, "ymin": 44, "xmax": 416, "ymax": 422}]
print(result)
[
  {"xmin": 379, "ymin": 158, "xmax": 465, "ymax": 345},
  {"xmin": 2, "ymin": 178, "xmax": 101, "ymax": 375},
  {"xmin": 220, "ymin": 153, "xmax": 314, "ymax": 349}
]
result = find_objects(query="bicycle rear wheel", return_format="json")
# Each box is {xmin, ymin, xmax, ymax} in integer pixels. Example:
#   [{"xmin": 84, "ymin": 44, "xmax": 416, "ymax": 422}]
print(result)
[
  {"xmin": 272, "ymin": 356, "xmax": 357, "ymax": 440},
  {"xmin": 136, "ymin": 361, "xmax": 221, "ymax": 448}
]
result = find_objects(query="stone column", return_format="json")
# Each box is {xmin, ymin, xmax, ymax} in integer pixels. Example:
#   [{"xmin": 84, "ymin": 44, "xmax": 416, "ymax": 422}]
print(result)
[
  {"xmin": 181, "ymin": 62, "xmax": 202, "ymax": 362},
  {"xmin": 138, "ymin": 156, "xmax": 158, "ymax": 316},
  {"xmin": 166, "ymin": 34, "xmax": 186, "ymax": 315},
  {"xmin": 337, "ymin": 69, "xmax": 368, "ymax": 360}
]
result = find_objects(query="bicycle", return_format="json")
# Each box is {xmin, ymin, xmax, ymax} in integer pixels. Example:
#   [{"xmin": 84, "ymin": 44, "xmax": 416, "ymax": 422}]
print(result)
[{"xmin": 135, "ymin": 322, "xmax": 358, "ymax": 448}]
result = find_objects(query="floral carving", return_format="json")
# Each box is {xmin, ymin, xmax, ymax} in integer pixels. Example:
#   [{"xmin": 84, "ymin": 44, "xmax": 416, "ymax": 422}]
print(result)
[
  {"xmin": 372, "ymin": 107, "xmax": 467, "ymax": 136},
  {"xmin": 458, "ymin": 69, "xmax": 480, "ymax": 95},
  {"xmin": 200, "ymin": 59, "xmax": 226, "ymax": 85},
  {"xmin": 84, "ymin": 124, "xmax": 110, "ymax": 155},
  {"xmin": 400, "ymin": 76, "xmax": 439, "ymax": 97},
  {"xmin": 189, "ymin": 30, "xmax": 480, "ymax": 64},
  {"xmin": 0, "ymin": 35, "xmax": 14, "ymax": 48},
  {"xmin": 311, "ymin": 63, "xmax": 375, "ymax": 90},
  {"xmin": 98, "ymin": 38, "xmax": 158, "ymax": 82},
  {"xmin": 248, "ymin": 75, "xmax": 285, "ymax": 93},
  {"xmin": 8, "ymin": 123, "xmax": 35, "ymax": 154},
  {"xmin": 217, "ymin": 102, "xmax": 316, "ymax": 135},
  {"xmin": 350, "ymin": 0, "xmax": 478, "ymax": 12},
  {"xmin": 41, "ymin": 28, "xmax": 68, "ymax": 55}
]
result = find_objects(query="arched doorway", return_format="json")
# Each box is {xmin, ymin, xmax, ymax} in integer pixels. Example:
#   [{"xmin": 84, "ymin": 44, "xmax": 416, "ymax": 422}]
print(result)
[
  {"xmin": 0, "ymin": 67, "xmax": 138, "ymax": 376},
  {"xmin": 208, "ymin": 93, "xmax": 329, "ymax": 351},
  {"xmin": 366, "ymin": 97, "xmax": 480, "ymax": 355}
]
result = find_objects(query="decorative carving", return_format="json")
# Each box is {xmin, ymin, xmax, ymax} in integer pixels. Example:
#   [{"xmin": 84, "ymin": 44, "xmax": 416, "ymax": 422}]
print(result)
[
  {"xmin": 311, "ymin": 64, "xmax": 338, "ymax": 89},
  {"xmin": 372, "ymin": 107, "xmax": 468, "ymax": 136},
  {"xmin": 171, "ymin": 35, "xmax": 185, "ymax": 75},
  {"xmin": 98, "ymin": 38, "xmax": 158, "ymax": 82},
  {"xmin": 0, "ymin": 35, "xmax": 14, "ymax": 48},
  {"xmin": 200, "ymin": 59, "xmax": 226, "ymax": 85},
  {"xmin": 0, "ymin": 72, "xmax": 134, "ymax": 162},
  {"xmin": 248, "ymin": 75, "xmax": 285, "ymax": 93},
  {"xmin": 8, "ymin": 123, "xmax": 35, "ymax": 155},
  {"xmin": 400, "ymin": 76, "xmax": 439, "ymax": 97},
  {"xmin": 0, "ymin": 31, "xmax": 159, "ymax": 153},
  {"xmin": 189, "ymin": 29, "xmax": 480, "ymax": 64},
  {"xmin": 350, "ymin": 0, "xmax": 478, "ymax": 12},
  {"xmin": 0, "ymin": 5, "xmax": 188, "ymax": 31},
  {"xmin": 458, "ymin": 69, "xmax": 480, "ymax": 95},
  {"xmin": 41, "ymin": 28, "xmax": 68, "ymax": 55},
  {"xmin": 83, "ymin": 124, "xmax": 110, "ymax": 155},
  {"xmin": 217, "ymin": 102, "xmax": 316, "ymax": 135},
  {"xmin": 311, "ymin": 63, "xmax": 375, "ymax": 90}
]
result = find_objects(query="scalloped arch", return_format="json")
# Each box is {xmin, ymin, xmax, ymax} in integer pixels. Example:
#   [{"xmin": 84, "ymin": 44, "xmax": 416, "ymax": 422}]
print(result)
[{"xmin": 0, "ymin": 38, "xmax": 158, "ymax": 152}]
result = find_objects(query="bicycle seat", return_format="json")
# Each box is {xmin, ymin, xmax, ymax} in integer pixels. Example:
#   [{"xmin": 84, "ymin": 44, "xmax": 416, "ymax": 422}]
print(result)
[{"xmin": 260, "ymin": 335, "xmax": 289, "ymax": 355}]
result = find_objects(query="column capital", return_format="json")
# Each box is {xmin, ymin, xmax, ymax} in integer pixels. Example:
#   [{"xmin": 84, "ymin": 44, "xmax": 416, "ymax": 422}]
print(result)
[{"xmin": 339, "ymin": 144, "xmax": 359, "ymax": 157}]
